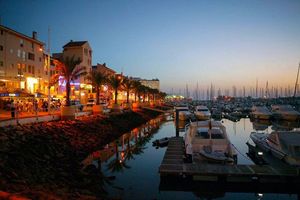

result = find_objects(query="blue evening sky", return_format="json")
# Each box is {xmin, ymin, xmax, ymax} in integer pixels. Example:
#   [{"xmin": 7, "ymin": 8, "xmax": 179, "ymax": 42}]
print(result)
[{"xmin": 1, "ymin": 0, "xmax": 300, "ymax": 93}]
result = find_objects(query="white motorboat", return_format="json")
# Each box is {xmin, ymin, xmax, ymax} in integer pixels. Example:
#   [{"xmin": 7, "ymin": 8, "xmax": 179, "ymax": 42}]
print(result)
[
  {"xmin": 251, "ymin": 106, "xmax": 272, "ymax": 120},
  {"xmin": 250, "ymin": 131, "xmax": 300, "ymax": 166},
  {"xmin": 194, "ymin": 105, "xmax": 211, "ymax": 120},
  {"xmin": 271, "ymin": 105, "xmax": 300, "ymax": 121},
  {"xmin": 184, "ymin": 120, "xmax": 237, "ymax": 164},
  {"xmin": 174, "ymin": 106, "xmax": 192, "ymax": 121}
]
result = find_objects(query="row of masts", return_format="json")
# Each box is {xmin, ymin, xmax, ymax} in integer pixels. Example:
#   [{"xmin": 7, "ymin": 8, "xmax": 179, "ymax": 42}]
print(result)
[
  {"xmin": 173, "ymin": 84, "xmax": 299, "ymax": 100},
  {"xmin": 171, "ymin": 63, "xmax": 300, "ymax": 100}
]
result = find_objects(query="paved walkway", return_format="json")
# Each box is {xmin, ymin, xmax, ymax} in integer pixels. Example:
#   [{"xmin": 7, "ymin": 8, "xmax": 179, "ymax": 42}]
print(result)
[
  {"xmin": 0, "ymin": 108, "xmax": 93, "ymax": 127},
  {"xmin": 0, "ymin": 109, "xmax": 60, "ymax": 121}
]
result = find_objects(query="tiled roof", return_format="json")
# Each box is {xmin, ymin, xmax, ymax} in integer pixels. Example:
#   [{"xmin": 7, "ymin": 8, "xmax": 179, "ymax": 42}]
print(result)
[
  {"xmin": 0, "ymin": 25, "xmax": 44, "ymax": 45},
  {"xmin": 63, "ymin": 41, "xmax": 87, "ymax": 48}
]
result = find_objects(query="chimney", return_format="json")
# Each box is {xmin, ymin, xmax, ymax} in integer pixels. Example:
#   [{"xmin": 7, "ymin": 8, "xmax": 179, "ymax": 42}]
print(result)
[{"xmin": 32, "ymin": 31, "xmax": 37, "ymax": 40}]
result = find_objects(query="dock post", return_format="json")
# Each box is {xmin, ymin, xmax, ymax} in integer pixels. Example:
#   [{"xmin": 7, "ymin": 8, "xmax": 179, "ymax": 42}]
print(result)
[{"xmin": 175, "ymin": 109, "xmax": 179, "ymax": 137}]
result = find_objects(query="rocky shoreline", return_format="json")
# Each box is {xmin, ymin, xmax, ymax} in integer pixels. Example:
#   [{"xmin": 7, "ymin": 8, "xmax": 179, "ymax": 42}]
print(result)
[{"xmin": 0, "ymin": 109, "xmax": 161, "ymax": 199}]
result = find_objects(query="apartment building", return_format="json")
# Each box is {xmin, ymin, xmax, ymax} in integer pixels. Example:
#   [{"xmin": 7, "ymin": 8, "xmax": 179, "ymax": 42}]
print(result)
[
  {"xmin": 132, "ymin": 77, "xmax": 160, "ymax": 90},
  {"xmin": 53, "ymin": 40, "xmax": 93, "ymax": 103},
  {"xmin": 0, "ymin": 25, "xmax": 47, "ymax": 94}
]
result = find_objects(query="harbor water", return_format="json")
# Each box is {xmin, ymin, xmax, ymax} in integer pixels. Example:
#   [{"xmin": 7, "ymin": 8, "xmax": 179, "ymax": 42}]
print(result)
[{"xmin": 84, "ymin": 114, "xmax": 300, "ymax": 199}]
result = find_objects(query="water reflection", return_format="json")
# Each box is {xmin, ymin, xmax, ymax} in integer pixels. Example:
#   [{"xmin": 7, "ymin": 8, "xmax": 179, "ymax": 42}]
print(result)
[
  {"xmin": 82, "ymin": 116, "xmax": 300, "ymax": 199},
  {"xmin": 81, "ymin": 115, "xmax": 166, "ymax": 194}
]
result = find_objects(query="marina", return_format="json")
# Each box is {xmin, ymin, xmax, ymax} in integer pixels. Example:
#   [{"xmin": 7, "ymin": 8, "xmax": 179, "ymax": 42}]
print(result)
[
  {"xmin": 1, "ymin": 1, "xmax": 300, "ymax": 198},
  {"xmin": 159, "ymin": 137, "xmax": 300, "ymax": 183},
  {"xmin": 97, "ymin": 113, "xmax": 300, "ymax": 199}
]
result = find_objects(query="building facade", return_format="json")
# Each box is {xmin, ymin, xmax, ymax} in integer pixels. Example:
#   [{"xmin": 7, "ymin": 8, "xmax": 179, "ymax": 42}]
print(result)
[
  {"xmin": 53, "ymin": 40, "xmax": 93, "ymax": 103},
  {"xmin": 132, "ymin": 77, "xmax": 160, "ymax": 90},
  {"xmin": 0, "ymin": 25, "xmax": 48, "ymax": 95}
]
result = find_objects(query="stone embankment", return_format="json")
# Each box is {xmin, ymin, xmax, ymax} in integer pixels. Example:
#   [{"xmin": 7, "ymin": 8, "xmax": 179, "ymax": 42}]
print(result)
[{"xmin": 0, "ymin": 109, "xmax": 161, "ymax": 199}]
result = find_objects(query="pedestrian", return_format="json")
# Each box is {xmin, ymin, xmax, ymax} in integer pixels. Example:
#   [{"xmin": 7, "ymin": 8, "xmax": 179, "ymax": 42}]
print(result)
[
  {"xmin": 10, "ymin": 100, "xmax": 15, "ymax": 118},
  {"xmin": 33, "ymin": 100, "xmax": 38, "ymax": 116}
]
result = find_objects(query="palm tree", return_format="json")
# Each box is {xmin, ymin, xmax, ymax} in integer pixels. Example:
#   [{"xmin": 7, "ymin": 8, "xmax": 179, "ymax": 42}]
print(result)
[
  {"xmin": 53, "ymin": 55, "xmax": 86, "ymax": 106},
  {"xmin": 122, "ymin": 77, "xmax": 134, "ymax": 104},
  {"xmin": 86, "ymin": 70, "xmax": 107, "ymax": 105},
  {"xmin": 108, "ymin": 75, "xmax": 123, "ymax": 105},
  {"xmin": 151, "ymin": 88, "xmax": 159, "ymax": 102},
  {"xmin": 131, "ymin": 80, "xmax": 141, "ymax": 102}
]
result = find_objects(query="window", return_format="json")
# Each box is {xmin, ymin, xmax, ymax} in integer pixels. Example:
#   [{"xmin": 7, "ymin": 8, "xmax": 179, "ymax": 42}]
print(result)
[
  {"xmin": 0, "ymin": 61, "xmax": 3, "ymax": 66},
  {"xmin": 17, "ymin": 63, "xmax": 21, "ymax": 75},
  {"xmin": 89, "ymin": 50, "xmax": 92, "ymax": 57},
  {"xmin": 24, "ymin": 64, "xmax": 27, "ymax": 72},
  {"xmin": 32, "ymin": 65, "xmax": 35, "ymax": 74},
  {"xmin": 22, "ymin": 51, "xmax": 26, "ymax": 61},
  {"xmin": 20, "ymin": 39, "xmax": 24, "ymax": 47},
  {"xmin": 31, "ymin": 42, "xmax": 34, "ymax": 50},
  {"xmin": 28, "ymin": 52, "xmax": 35, "ymax": 61},
  {"xmin": 17, "ymin": 49, "xmax": 21, "ymax": 57},
  {"xmin": 28, "ymin": 65, "xmax": 31, "ymax": 73},
  {"xmin": 39, "ymin": 57, "xmax": 42, "ymax": 62},
  {"xmin": 84, "ymin": 48, "xmax": 88, "ymax": 56},
  {"xmin": 0, "ymin": 45, "xmax": 3, "ymax": 51},
  {"xmin": 0, "ymin": 30, "xmax": 3, "ymax": 35}
]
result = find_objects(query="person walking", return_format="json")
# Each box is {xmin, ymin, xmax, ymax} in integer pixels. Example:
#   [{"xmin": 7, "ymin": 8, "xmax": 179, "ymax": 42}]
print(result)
[{"xmin": 10, "ymin": 100, "xmax": 15, "ymax": 118}]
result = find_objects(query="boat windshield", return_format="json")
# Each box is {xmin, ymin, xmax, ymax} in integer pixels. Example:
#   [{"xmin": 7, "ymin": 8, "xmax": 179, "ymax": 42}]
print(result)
[
  {"xmin": 197, "ymin": 128, "xmax": 209, "ymax": 139},
  {"xmin": 210, "ymin": 128, "xmax": 225, "ymax": 139},
  {"xmin": 177, "ymin": 108, "xmax": 189, "ymax": 112},
  {"xmin": 198, "ymin": 109, "xmax": 209, "ymax": 112}
]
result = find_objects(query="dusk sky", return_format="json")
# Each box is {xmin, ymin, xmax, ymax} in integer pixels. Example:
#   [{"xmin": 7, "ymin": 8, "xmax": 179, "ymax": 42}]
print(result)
[{"xmin": 1, "ymin": 0, "xmax": 300, "ymax": 93}]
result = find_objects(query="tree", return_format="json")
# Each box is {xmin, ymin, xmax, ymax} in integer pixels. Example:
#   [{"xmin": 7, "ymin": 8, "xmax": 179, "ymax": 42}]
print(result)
[
  {"xmin": 151, "ymin": 88, "xmax": 159, "ymax": 101},
  {"xmin": 86, "ymin": 70, "xmax": 107, "ymax": 105},
  {"xmin": 132, "ymin": 80, "xmax": 142, "ymax": 102},
  {"xmin": 122, "ymin": 77, "xmax": 134, "ymax": 103},
  {"xmin": 108, "ymin": 75, "xmax": 123, "ymax": 104},
  {"xmin": 53, "ymin": 55, "xmax": 86, "ymax": 106}
]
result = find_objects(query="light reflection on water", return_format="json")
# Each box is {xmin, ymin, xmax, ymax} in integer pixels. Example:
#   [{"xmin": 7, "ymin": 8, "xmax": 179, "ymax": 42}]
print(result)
[{"xmin": 84, "ymin": 115, "xmax": 300, "ymax": 200}]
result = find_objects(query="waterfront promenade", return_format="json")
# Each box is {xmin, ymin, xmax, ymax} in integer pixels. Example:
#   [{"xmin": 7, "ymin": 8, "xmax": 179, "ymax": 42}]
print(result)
[{"xmin": 0, "ymin": 108, "xmax": 92, "ymax": 126}]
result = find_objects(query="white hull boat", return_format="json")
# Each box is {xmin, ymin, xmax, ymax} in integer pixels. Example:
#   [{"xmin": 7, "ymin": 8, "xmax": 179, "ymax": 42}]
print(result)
[
  {"xmin": 250, "ymin": 131, "xmax": 300, "ymax": 166},
  {"xmin": 184, "ymin": 120, "xmax": 237, "ymax": 164},
  {"xmin": 194, "ymin": 105, "xmax": 211, "ymax": 120},
  {"xmin": 271, "ymin": 105, "xmax": 300, "ymax": 121},
  {"xmin": 251, "ymin": 106, "xmax": 272, "ymax": 120}
]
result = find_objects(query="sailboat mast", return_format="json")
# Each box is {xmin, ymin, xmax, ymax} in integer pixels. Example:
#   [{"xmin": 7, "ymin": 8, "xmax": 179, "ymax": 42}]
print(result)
[{"xmin": 293, "ymin": 63, "xmax": 300, "ymax": 97}]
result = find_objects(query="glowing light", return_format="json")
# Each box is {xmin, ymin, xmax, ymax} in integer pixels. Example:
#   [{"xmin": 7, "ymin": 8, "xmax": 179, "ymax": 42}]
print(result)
[
  {"xmin": 81, "ymin": 92, "xmax": 85, "ymax": 96},
  {"xmin": 258, "ymin": 151, "xmax": 263, "ymax": 156},
  {"xmin": 26, "ymin": 77, "xmax": 38, "ymax": 93},
  {"xmin": 103, "ymin": 85, "xmax": 108, "ymax": 91}
]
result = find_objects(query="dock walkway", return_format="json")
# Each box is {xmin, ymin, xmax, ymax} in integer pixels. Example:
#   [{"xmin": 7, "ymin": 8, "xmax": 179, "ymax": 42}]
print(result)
[{"xmin": 159, "ymin": 137, "xmax": 300, "ymax": 183}]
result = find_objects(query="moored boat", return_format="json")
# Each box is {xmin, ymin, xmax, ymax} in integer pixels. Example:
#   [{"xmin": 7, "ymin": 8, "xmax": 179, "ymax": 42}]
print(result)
[
  {"xmin": 250, "ymin": 106, "xmax": 272, "ymax": 120},
  {"xmin": 174, "ymin": 105, "xmax": 192, "ymax": 121},
  {"xmin": 184, "ymin": 120, "xmax": 237, "ymax": 164},
  {"xmin": 152, "ymin": 137, "xmax": 169, "ymax": 147},
  {"xmin": 194, "ymin": 105, "xmax": 211, "ymax": 120},
  {"xmin": 250, "ymin": 131, "xmax": 300, "ymax": 166},
  {"xmin": 271, "ymin": 105, "xmax": 300, "ymax": 121}
]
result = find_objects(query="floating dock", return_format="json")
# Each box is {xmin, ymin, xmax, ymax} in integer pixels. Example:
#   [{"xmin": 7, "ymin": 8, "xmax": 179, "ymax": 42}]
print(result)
[{"xmin": 159, "ymin": 137, "xmax": 300, "ymax": 183}]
